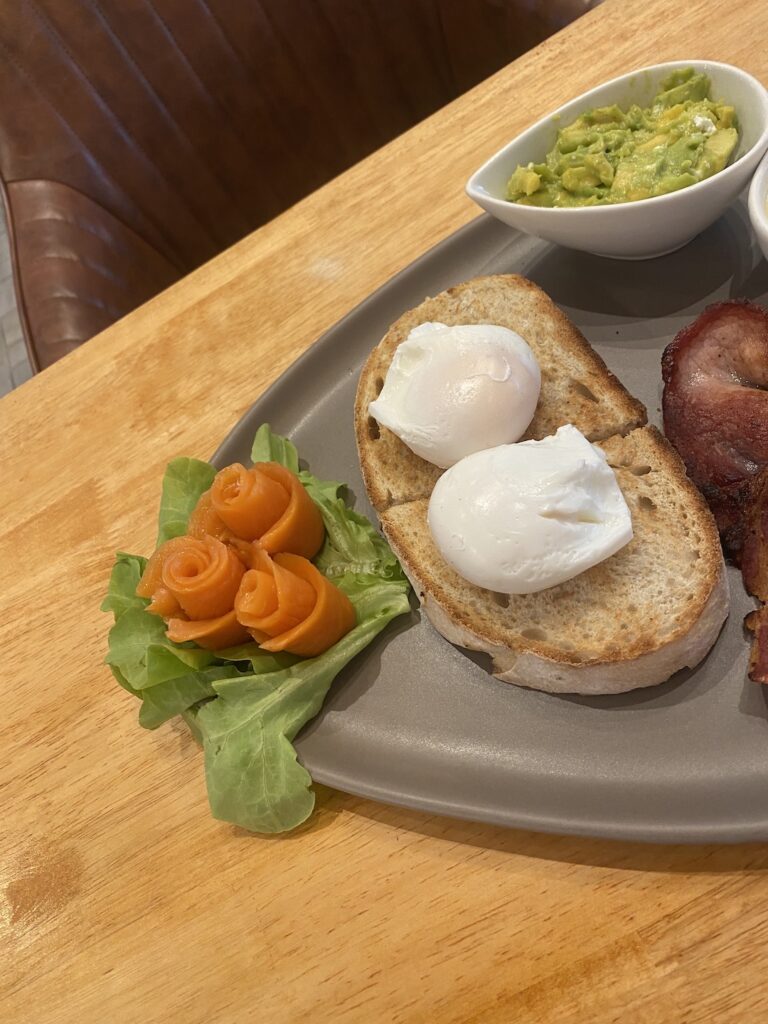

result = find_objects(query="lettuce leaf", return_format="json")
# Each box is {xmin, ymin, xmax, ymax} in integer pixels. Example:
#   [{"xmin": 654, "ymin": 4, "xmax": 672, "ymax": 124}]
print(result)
[
  {"xmin": 102, "ymin": 554, "xmax": 219, "ymax": 692},
  {"xmin": 196, "ymin": 577, "xmax": 409, "ymax": 832},
  {"xmin": 103, "ymin": 425, "xmax": 411, "ymax": 833},
  {"xmin": 250, "ymin": 423, "xmax": 300, "ymax": 474},
  {"xmin": 156, "ymin": 458, "xmax": 216, "ymax": 545}
]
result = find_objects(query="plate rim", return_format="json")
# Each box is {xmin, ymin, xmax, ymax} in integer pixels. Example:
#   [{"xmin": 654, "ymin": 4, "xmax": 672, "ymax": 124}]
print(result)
[{"xmin": 211, "ymin": 210, "xmax": 768, "ymax": 846}]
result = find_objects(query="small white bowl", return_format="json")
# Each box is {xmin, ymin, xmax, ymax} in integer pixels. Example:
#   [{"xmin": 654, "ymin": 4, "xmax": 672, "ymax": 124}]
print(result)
[
  {"xmin": 748, "ymin": 147, "xmax": 768, "ymax": 261},
  {"xmin": 467, "ymin": 60, "xmax": 768, "ymax": 260}
]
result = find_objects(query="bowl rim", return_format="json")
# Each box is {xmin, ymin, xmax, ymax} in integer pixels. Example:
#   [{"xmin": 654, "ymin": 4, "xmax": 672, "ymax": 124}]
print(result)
[
  {"xmin": 747, "ymin": 146, "xmax": 768, "ymax": 234},
  {"xmin": 466, "ymin": 59, "xmax": 768, "ymax": 218}
]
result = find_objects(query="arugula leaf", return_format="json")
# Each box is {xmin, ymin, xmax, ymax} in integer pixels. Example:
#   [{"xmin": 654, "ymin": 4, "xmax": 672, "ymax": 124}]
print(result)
[
  {"xmin": 138, "ymin": 665, "xmax": 239, "ymax": 729},
  {"xmin": 250, "ymin": 423, "xmax": 300, "ymax": 474},
  {"xmin": 102, "ymin": 551, "xmax": 222, "ymax": 691},
  {"xmin": 101, "ymin": 552, "xmax": 147, "ymax": 618},
  {"xmin": 105, "ymin": 605, "xmax": 216, "ymax": 691},
  {"xmin": 110, "ymin": 664, "xmax": 142, "ymax": 698},
  {"xmin": 216, "ymin": 644, "xmax": 301, "ymax": 674},
  {"xmin": 103, "ymin": 425, "xmax": 411, "ymax": 833},
  {"xmin": 197, "ymin": 584, "xmax": 409, "ymax": 832},
  {"xmin": 181, "ymin": 705, "xmax": 204, "ymax": 745},
  {"xmin": 156, "ymin": 458, "xmax": 216, "ymax": 545}
]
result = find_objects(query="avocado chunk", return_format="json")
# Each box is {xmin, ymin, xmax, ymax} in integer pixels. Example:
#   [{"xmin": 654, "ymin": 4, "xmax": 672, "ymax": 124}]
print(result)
[
  {"xmin": 701, "ymin": 127, "xmax": 739, "ymax": 175},
  {"xmin": 506, "ymin": 165, "xmax": 542, "ymax": 199},
  {"xmin": 504, "ymin": 67, "xmax": 739, "ymax": 208},
  {"xmin": 561, "ymin": 166, "xmax": 602, "ymax": 195},
  {"xmin": 655, "ymin": 68, "xmax": 711, "ymax": 107}
]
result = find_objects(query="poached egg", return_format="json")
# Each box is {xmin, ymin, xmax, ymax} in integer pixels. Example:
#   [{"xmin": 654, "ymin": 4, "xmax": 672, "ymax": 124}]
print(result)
[
  {"xmin": 428, "ymin": 424, "xmax": 633, "ymax": 594},
  {"xmin": 368, "ymin": 322, "xmax": 541, "ymax": 468}
]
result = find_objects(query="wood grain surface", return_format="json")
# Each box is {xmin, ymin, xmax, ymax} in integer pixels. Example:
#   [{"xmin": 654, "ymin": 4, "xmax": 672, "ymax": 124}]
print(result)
[{"xmin": 3, "ymin": 1, "xmax": 768, "ymax": 1020}]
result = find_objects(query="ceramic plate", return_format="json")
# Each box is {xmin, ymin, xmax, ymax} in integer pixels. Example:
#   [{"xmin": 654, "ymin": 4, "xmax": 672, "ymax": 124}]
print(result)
[{"xmin": 214, "ymin": 200, "xmax": 768, "ymax": 843}]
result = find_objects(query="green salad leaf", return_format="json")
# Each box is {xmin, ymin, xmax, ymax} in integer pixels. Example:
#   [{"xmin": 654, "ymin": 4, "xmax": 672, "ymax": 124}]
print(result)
[
  {"xmin": 250, "ymin": 423, "xmax": 300, "ymax": 474},
  {"xmin": 156, "ymin": 457, "xmax": 216, "ymax": 545},
  {"xmin": 103, "ymin": 426, "xmax": 411, "ymax": 833}
]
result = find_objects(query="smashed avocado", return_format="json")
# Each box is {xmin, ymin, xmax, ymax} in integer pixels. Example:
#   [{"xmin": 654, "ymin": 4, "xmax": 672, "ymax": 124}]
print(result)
[{"xmin": 506, "ymin": 68, "xmax": 739, "ymax": 207}]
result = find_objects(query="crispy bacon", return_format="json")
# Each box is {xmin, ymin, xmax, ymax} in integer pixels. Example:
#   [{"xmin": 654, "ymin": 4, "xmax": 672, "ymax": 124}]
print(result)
[
  {"xmin": 662, "ymin": 300, "xmax": 768, "ymax": 560},
  {"xmin": 741, "ymin": 473, "xmax": 768, "ymax": 602},
  {"xmin": 742, "ymin": 477, "xmax": 768, "ymax": 682},
  {"xmin": 662, "ymin": 300, "xmax": 768, "ymax": 683},
  {"xmin": 746, "ymin": 607, "xmax": 768, "ymax": 683}
]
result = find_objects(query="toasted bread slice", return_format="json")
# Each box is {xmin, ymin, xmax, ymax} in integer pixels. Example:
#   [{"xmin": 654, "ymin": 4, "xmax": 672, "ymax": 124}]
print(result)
[
  {"xmin": 355, "ymin": 275, "xmax": 646, "ymax": 511},
  {"xmin": 380, "ymin": 427, "xmax": 728, "ymax": 694}
]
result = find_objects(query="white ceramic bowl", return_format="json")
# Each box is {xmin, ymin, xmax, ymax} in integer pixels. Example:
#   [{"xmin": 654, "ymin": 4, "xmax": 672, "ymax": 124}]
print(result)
[
  {"xmin": 748, "ymin": 147, "xmax": 768, "ymax": 261},
  {"xmin": 467, "ymin": 60, "xmax": 768, "ymax": 260}
]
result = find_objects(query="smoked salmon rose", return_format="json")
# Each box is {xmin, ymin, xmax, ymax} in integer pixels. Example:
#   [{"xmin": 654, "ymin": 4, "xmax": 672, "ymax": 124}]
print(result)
[
  {"xmin": 136, "ymin": 459, "xmax": 336, "ymax": 653},
  {"xmin": 206, "ymin": 462, "xmax": 325, "ymax": 558},
  {"xmin": 136, "ymin": 535, "xmax": 250, "ymax": 650},
  {"xmin": 234, "ymin": 545, "xmax": 355, "ymax": 657},
  {"xmin": 186, "ymin": 489, "xmax": 232, "ymax": 542}
]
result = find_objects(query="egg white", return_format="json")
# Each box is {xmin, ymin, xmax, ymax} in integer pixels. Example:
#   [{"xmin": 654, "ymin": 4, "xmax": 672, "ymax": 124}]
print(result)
[
  {"xmin": 369, "ymin": 322, "xmax": 541, "ymax": 468},
  {"xmin": 427, "ymin": 424, "xmax": 633, "ymax": 594}
]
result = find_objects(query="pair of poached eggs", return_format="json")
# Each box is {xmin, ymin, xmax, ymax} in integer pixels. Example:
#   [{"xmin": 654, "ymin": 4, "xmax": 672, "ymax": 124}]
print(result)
[{"xmin": 369, "ymin": 321, "xmax": 632, "ymax": 595}]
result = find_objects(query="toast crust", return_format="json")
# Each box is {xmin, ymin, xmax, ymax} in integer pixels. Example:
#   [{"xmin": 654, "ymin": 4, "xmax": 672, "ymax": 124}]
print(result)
[{"xmin": 421, "ymin": 571, "xmax": 729, "ymax": 695}]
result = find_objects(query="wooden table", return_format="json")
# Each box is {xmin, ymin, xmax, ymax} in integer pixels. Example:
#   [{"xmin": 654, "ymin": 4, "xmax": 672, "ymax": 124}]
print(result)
[{"xmin": 4, "ymin": 1, "xmax": 768, "ymax": 1020}]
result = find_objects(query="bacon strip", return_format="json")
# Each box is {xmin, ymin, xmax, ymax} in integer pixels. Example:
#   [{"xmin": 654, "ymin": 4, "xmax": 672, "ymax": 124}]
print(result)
[
  {"xmin": 662, "ymin": 300, "xmax": 768, "ymax": 683},
  {"xmin": 740, "ymin": 473, "xmax": 768, "ymax": 603},
  {"xmin": 746, "ymin": 608, "xmax": 768, "ymax": 683},
  {"xmin": 662, "ymin": 300, "xmax": 768, "ymax": 560}
]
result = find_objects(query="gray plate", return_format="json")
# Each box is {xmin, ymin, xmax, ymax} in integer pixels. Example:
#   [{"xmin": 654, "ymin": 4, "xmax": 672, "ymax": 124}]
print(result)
[{"xmin": 214, "ymin": 199, "xmax": 768, "ymax": 844}]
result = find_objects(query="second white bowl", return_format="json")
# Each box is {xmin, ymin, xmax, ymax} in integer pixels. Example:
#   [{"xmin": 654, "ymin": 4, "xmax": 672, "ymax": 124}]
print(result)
[
  {"xmin": 466, "ymin": 60, "xmax": 768, "ymax": 260},
  {"xmin": 748, "ymin": 146, "xmax": 768, "ymax": 262}
]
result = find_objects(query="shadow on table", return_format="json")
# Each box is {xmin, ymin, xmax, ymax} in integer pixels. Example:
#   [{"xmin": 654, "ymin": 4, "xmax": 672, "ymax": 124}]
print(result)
[
  {"xmin": 223, "ymin": 784, "xmax": 346, "ymax": 843},
  {"xmin": 343, "ymin": 799, "xmax": 768, "ymax": 874}
]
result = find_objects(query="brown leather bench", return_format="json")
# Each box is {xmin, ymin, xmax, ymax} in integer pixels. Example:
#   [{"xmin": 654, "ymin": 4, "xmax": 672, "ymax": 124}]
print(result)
[{"xmin": 0, "ymin": 0, "xmax": 597, "ymax": 371}]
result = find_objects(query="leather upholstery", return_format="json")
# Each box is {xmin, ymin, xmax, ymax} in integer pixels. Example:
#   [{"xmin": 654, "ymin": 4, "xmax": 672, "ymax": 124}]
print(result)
[
  {"xmin": 0, "ymin": 0, "xmax": 597, "ymax": 371},
  {"xmin": 7, "ymin": 181, "xmax": 179, "ymax": 370}
]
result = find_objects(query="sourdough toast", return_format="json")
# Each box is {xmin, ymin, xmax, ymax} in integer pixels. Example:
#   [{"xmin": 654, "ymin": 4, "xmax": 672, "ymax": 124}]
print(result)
[
  {"xmin": 380, "ymin": 427, "xmax": 728, "ymax": 694},
  {"xmin": 354, "ymin": 276, "xmax": 728, "ymax": 694},
  {"xmin": 355, "ymin": 275, "xmax": 646, "ymax": 512}
]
